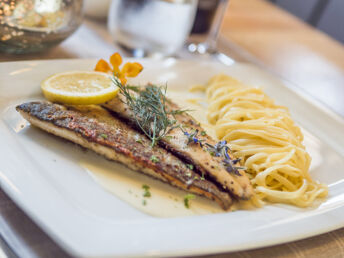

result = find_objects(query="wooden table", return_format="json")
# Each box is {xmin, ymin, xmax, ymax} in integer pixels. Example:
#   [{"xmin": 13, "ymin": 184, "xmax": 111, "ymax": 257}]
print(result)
[
  {"xmin": 221, "ymin": 0, "xmax": 344, "ymax": 117},
  {"xmin": 1, "ymin": 0, "xmax": 344, "ymax": 257}
]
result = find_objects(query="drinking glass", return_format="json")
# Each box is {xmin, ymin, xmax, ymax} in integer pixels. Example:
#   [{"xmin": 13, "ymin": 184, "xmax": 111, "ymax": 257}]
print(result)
[
  {"xmin": 108, "ymin": 0, "xmax": 198, "ymax": 57},
  {"xmin": 187, "ymin": 0, "xmax": 229, "ymax": 55}
]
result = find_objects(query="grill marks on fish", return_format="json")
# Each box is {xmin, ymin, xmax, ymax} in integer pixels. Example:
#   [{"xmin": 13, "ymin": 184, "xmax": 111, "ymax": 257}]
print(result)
[
  {"xmin": 104, "ymin": 93, "xmax": 253, "ymax": 200},
  {"xmin": 16, "ymin": 102, "xmax": 233, "ymax": 210}
]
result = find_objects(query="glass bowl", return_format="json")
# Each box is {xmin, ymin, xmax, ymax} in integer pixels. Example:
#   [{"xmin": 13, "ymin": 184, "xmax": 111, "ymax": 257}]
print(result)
[{"xmin": 0, "ymin": 0, "xmax": 83, "ymax": 54}]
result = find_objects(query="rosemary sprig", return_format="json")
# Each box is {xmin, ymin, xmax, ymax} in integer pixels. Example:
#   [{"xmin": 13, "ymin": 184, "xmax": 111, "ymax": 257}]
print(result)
[
  {"xmin": 205, "ymin": 140, "xmax": 244, "ymax": 176},
  {"xmin": 112, "ymin": 77, "xmax": 186, "ymax": 147},
  {"xmin": 183, "ymin": 129, "xmax": 204, "ymax": 146},
  {"xmin": 183, "ymin": 129, "xmax": 245, "ymax": 176}
]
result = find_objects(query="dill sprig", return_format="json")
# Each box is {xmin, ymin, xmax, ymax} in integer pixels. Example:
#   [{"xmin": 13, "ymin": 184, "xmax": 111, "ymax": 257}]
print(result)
[
  {"xmin": 182, "ymin": 129, "xmax": 204, "ymax": 147},
  {"xmin": 112, "ymin": 77, "xmax": 186, "ymax": 147}
]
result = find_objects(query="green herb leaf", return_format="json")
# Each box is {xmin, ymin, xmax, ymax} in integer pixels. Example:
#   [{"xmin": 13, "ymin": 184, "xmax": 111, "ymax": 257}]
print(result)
[
  {"xmin": 201, "ymin": 131, "xmax": 207, "ymax": 136},
  {"xmin": 184, "ymin": 194, "xmax": 195, "ymax": 209},
  {"xmin": 99, "ymin": 133, "xmax": 108, "ymax": 139},
  {"xmin": 185, "ymin": 171, "xmax": 192, "ymax": 177},
  {"xmin": 171, "ymin": 109, "xmax": 192, "ymax": 115},
  {"xmin": 126, "ymin": 85, "xmax": 140, "ymax": 92},
  {"xmin": 142, "ymin": 200, "xmax": 147, "ymax": 206},
  {"xmin": 150, "ymin": 155, "xmax": 160, "ymax": 163},
  {"xmin": 164, "ymin": 135, "xmax": 173, "ymax": 141},
  {"xmin": 142, "ymin": 184, "xmax": 151, "ymax": 198},
  {"xmin": 186, "ymin": 164, "xmax": 194, "ymax": 170}
]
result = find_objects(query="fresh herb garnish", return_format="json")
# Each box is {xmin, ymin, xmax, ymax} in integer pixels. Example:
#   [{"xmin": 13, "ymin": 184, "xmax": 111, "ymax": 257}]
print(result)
[
  {"xmin": 112, "ymin": 76, "xmax": 245, "ymax": 176},
  {"xmin": 205, "ymin": 140, "xmax": 243, "ymax": 176},
  {"xmin": 134, "ymin": 134, "xmax": 143, "ymax": 144},
  {"xmin": 184, "ymin": 194, "xmax": 195, "ymax": 209},
  {"xmin": 205, "ymin": 140, "xmax": 227, "ymax": 157},
  {"xmin": 126, "ymin": 85, "xmax": 140, "ymax": 92},
  {"xmin": 150, "ymin": 155, "xmax": 160, "ymax": 163},
  {"xmin": 186, "ymin": 164, "xmax": 194, "ymax": 170},
  {"xmin": 99, "ymin": 133, "xmax": 108, "ymax": 139},
  {"xmin": 185, "ymin": 171, "xmax": 192, "ymax": 177},
  {"xmin": 142, "ymin": 184, "xmax": 151, "ymax": 197},
  {"xmin": 142, "ymin": 200, "xmax": 147, "ymax": 206},
  {"xmin": 183, "ymin": 129, "xmax": 204, "ymax": 147},
  {"xmin": 113, "ymin": 78, "xmax": 187, "ymax": 147},
  {"xmin": 164, "ymin": 135, "xmax": 173, "ymax": 141},
  {"xmin": 223, "ymin": 158, "xmax": 245, "ymax": 176}
]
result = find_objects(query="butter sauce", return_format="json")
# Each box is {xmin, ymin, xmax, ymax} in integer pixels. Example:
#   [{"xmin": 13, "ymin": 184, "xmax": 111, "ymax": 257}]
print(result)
[
  {"xmin": 81, "ymin": 90, "xmax": 229, "ymax": 217},
  {"xmin": 81, "ymin": 161, "xmax": 223, "ymax": 217}
]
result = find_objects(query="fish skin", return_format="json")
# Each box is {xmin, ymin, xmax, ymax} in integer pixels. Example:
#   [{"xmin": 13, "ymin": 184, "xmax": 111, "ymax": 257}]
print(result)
[
  {"xmin": 104, "ymin": 93, "xmax": 253, "ymax": 200},
  {"xmin": 16, "ymin": 101, "xmax": 233, "ymax": 210}
]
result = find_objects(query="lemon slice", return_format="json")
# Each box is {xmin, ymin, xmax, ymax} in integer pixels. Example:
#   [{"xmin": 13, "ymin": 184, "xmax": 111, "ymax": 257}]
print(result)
[{"xmin": 41, "ymin": 71, "xmax": 119, "ymax": 105}]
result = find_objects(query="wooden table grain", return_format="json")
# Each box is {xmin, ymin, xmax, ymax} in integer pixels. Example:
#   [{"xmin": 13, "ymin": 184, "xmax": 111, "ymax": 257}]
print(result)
[
  {"xmin": 221, "ymin": 0, "xmax": 344, "ymax": 117},
  {"xmin": 1, "ymin": 0, "xmax": 344, "ymax": 257}
]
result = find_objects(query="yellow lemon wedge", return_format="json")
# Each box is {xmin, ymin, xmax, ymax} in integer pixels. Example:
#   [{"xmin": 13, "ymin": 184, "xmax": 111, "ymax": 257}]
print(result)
[{"xmin": 41, "ymin": 71, "xmax": 119, "ymax": 105}]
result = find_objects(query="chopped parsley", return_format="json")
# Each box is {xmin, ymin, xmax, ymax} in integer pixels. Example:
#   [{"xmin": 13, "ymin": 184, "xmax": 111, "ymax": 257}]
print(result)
[
  {"xmin": 99, "ymin": 133, "xmax": 108, "ymax": 139},
  {"xmin": 150, "ymin": 155, "xmax": 160, "ymax": 163},
  {"xmin": 184, "ymin": 194, "xmax": 195, "ymax": 209},
  {"xmin": 164, "ymin": 135, "xmax": 173, "ymax": 141},
  {"xmin": 134, "ymin": 134, "xmax": 143, "ymax": 144},
  {"xmin": 186, "ymin": 164, "xmax": 194, "ymax": 170},
  {"xmin": 135, "ymin": 138, "xmax": 143, "ymax": 144},
  {"xmin": 142, "ymin": 184, "xmax": 151, "ymax": 197}
]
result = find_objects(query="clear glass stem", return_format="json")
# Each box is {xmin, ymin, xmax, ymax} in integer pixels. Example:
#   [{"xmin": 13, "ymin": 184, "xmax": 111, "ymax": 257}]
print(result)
[{"xmin": 205, "ymin": 0, "xmax": 229, "ymax": 53}]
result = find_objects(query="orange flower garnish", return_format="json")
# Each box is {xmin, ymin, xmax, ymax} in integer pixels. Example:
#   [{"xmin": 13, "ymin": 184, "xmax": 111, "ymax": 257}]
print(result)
[{"xmin": 94, "ymin": 52, "xmax": 143, "ymax": 84}]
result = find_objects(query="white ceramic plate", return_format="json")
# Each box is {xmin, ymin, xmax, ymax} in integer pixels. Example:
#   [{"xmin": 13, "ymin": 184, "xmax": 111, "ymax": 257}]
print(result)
[{"xmin": 1, "ymin": 59, "xmax": 344, "ymax": 257}]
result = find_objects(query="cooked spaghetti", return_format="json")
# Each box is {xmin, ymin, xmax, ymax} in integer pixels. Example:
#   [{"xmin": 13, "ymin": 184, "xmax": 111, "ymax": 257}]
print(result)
[{"xmin": 193, "ymin": 74, "xmax": 327, "ymax": 207}]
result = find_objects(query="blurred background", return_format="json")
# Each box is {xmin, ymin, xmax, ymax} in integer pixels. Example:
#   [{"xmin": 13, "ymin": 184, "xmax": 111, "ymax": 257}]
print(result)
[
  {"xmin": 1, "ymin": 0, "xmax": 343, "ymax": 57},
  {"xmin": 268, "ymin": 0, "xmax": 344, "ymax": 43}
]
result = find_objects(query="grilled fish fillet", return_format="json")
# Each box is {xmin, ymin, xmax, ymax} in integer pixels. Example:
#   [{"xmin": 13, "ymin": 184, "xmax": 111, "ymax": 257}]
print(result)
[
  {"xmin": 16, "ymin": 102, "xmax": 233, "ymax": 210},
  {"xmin": 104, "ymin": 93, "xmax": 253, "ymax": 200}
]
